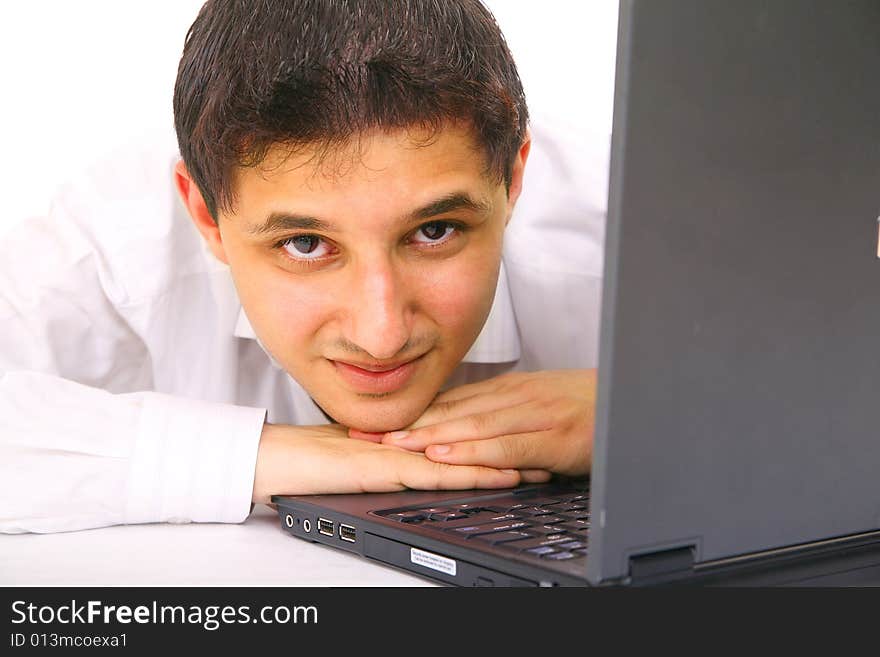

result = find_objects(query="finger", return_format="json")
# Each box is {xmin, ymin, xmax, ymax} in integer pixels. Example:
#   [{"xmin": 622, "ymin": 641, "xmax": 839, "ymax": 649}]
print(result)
[
  {"xmin": 519, "ymin": 469, "xmax": 554, "ymax": 484},
  {"xmin": 385, "ymin": 402, "xmax": 551, "ymax": 451},
  {"xmin": 398, "ymin": 458, "xmax": 522, "ymax": 491},
  {"xmin": 348, "ymin": 428, "xmax": 385, "ymax": 443},
  {"xmin": 431, "ymin": 375, "xmax": 515, "ymax": 405},
  {"xmin": 422, "ymin": 430, "xmax": 554, "ymax": 471},
  {"xmin": 404, "ymin": 389, "xmax": 526, "ymax": 431}
]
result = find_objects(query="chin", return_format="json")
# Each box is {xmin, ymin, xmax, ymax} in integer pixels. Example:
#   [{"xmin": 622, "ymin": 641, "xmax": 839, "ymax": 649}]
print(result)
[{"xmin": 326, "ymin": 396, "xmax": 429, "ymax": 433}]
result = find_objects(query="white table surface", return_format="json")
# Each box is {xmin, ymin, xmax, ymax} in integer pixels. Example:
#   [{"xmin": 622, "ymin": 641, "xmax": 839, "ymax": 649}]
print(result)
[{"xmin": 0, "ymin": 505, "xmax": 436, "ymax": 587}]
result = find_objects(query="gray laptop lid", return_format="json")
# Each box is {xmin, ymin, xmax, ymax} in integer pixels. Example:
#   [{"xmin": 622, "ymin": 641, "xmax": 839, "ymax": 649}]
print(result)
[{"xmin": 588, "ymin": 0, "xmax": 880, "ymax": 584}]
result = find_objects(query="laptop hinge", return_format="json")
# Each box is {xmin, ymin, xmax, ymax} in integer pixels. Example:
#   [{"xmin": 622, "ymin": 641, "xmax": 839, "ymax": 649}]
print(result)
[{"xmin": 628, "ymin": 545, "xmax": 696, "ymax": 584}]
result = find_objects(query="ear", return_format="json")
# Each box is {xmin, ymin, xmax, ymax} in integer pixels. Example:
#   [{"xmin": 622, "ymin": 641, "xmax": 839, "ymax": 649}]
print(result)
[
  {"xmin": 174, "ymin": 159, "xmax": 229, "ymax": 265},
  {"xmin": 504, "ymin": 131, "xmax": 532, "ymax": 226}
]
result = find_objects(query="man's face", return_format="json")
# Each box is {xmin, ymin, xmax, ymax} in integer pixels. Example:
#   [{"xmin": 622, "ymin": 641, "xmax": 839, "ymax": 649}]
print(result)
[{"xmin": 211, "ymin": 125, "xmax": 526, "ymax": 432}]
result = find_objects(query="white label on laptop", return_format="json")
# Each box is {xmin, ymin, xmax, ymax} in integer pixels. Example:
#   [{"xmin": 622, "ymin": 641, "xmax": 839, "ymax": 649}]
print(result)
[{"xmin": 410, "ymin": 548, "xmax": 457, "ymax": 576}]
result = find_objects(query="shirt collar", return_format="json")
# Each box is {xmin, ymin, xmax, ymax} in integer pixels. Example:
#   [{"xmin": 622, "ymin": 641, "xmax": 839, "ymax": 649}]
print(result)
[{"xmin": 233, "ymin": 259, "xmax": 521, "ymax": 365}]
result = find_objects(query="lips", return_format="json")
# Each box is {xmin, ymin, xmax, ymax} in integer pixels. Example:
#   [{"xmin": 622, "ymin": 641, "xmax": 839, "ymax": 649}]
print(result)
[
  {"xmin": 335, "ymin": 359, "xmax": 414, "ymax": 373},
  {"xmin": 331, "ymin": 354, "xmax": 424, "ymax": 394}
]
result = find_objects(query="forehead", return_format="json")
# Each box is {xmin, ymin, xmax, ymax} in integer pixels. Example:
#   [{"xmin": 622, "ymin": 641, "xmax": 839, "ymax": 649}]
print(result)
[{"xmin": 228, "ymin": 125, "xmax": 499, "ymax": 221}]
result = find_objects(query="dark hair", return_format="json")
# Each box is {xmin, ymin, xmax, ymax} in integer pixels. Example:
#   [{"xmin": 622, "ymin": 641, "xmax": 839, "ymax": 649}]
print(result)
[{"xmin": 173, "ymin": 0, "xmax": 529, "ymax": 220}]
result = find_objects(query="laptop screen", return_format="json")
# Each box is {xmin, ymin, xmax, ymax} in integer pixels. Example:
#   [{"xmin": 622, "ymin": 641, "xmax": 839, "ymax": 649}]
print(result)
[{"xmin": 589, "ymin": 0, "xmax": 880, "ymax": 584}]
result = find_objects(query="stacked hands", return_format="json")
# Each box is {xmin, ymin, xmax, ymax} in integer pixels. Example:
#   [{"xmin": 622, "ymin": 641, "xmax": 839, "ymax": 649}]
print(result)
[{"xmin": 253, "ymin": 369, "xmax": 597, "ymax": 504}]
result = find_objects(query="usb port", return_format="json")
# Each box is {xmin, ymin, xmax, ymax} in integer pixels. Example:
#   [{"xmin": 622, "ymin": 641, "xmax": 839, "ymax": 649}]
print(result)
[
  {"xmin": 317, "ymin": 517, "xmax": 334, "ymax": 537},
  {"xmin": 339, "ymin": 524, "xmax": 356, "ymax": 543}
]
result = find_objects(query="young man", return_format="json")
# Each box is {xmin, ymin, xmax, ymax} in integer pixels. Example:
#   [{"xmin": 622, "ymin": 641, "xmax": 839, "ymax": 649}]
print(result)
[{"xmin": 0, "ymin": 0, "xmax": 604, "ymax": 533}]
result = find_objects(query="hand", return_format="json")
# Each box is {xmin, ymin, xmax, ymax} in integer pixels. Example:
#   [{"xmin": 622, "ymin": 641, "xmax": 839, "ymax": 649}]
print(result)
[
  {"xmin": 251, "ymin": 422, "xmax": 524, "ymax": 504},
  {"xmin": 350, "ymin": 369, "xmax": 596, "ymax": 477}
]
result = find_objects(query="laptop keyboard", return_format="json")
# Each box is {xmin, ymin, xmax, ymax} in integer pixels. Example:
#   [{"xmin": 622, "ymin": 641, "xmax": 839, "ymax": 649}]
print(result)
[{"xmin": 376, "ymin": 486, "xmax": 590, "ymax": 563}]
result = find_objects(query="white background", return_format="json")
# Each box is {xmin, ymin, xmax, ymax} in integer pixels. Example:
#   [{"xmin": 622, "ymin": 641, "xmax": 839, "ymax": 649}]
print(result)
[{"xmin": 0, "ymin": 0, "xmax": 618, "ymax": 234}]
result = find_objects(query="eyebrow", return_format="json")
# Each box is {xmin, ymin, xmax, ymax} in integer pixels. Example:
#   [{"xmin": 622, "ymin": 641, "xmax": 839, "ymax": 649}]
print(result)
[
  {"xmin": 245, "ymin": 191, "xmax": 492, "ymax": 235},
  {"xmin": 411, "ymin": 192, "xmax": 491, "ymax": 222}
]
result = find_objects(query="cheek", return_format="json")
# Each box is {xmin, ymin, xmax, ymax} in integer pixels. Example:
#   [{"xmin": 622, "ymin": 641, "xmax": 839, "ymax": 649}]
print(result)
[
  {"xmin": 414, "ymin": 249, "xmax": 502, "ymax": 337},
  {"xmin": 231, "ymin": 262, "xmax": 333, "ymax": 348}
]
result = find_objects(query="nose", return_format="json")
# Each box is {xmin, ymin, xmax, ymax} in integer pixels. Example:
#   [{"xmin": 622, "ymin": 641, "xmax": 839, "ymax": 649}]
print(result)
[{"xmin": 345, "ymin": 255, "xmax": 412, "ymax": 361}]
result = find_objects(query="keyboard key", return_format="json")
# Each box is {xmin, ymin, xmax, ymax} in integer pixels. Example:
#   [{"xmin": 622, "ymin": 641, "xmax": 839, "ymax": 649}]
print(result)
[
  {"xmin": 427, "ymin": 512, "xmax": 469, "ymax": 522},
  {"xmin": 387, "ymin": 511, "xmax": 427, "ymax": 523},
  {"xmin": 472, "ymin": 530, "xmax": 535, "ymax": 545},
  {"xmin": 524, "ymin": 546, "xmax": 558, "ymax": 556},
  {"xmin": 450, "ymin": 503, "xmax": 484, "ymax": 513},
  {"xmin": 531, "ymin": 497, "xmax": 570, "ymax": 507},
  {"xmin": 450, "ymin": 519, "xmax": 533, "ymax": 536},
  {"xmin": 483, "ymin": 502, "xmax": 530, "ymax": 513},
  {"xmin": 536, "ymin": 516, "xmax": 565, "ymax": 525},
  {"xmin": 557, "ymin": 520, "xmax": 590, "ymax": 533},
  {"xmin": 529, "ymin": 524, "xmax": 572, "ymax": 536},
  {"xmin": 504, "ymin": 534, "xmax": 571, "ymax": 551},
  {"xmin": 544, "ymin": 502, "xmax": 588, "ymax": 513},
  {"xmin": 554, "ymin": 512, "xmax": 590, "ymax": 523},
  {"xmin": 558, "ymin": 529, "xmax": 589, "ymax": 538},
  {"xmin": 543, "ymin": 551, "xmax": 578, "ymax": 561},
  {"xmin": 558, "ymin": 540, "xmax": 588, "ymax": 550},
  {"xmin": 517, "ymin": 506, "xmax": 556, "ymax": 517},
  {"xmin": 427, "ymin": 512, "xmax": 519, "ymax": 529}
]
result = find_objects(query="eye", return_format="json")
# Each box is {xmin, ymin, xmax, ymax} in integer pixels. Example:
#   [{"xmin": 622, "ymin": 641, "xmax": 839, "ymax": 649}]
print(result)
[
  {"xmin": 280, "ymin": 234, "xmax": 333, "ymax": 260},
  {"xmin": 411, "ymin": 221, "xmax": 457, "ymax": 245}
]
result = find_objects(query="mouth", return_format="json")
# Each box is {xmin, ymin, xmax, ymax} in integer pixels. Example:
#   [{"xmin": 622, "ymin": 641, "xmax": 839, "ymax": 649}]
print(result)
[{"xmin": 330, "ymin": 353, "xmax": 426, "ymax": 394}]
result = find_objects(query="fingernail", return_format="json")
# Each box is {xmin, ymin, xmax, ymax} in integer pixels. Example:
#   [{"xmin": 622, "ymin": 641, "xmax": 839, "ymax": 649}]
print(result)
[
  {"xmin": 385, "ymin": 431, "xmax": 410, "ymax": 441},
  {"xmin": 501, "ymin": 469, "xmax": 517, "ymax": 474},
  {"xmin": 431, "ymin": 445, "xmax": 451, "ymax": 455}
]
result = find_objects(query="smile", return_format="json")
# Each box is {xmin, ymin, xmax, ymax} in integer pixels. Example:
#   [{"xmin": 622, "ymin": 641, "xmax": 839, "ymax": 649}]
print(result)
[{"xmin": 330, "ymin": 354, "xmax": 425, "ymax": 394}]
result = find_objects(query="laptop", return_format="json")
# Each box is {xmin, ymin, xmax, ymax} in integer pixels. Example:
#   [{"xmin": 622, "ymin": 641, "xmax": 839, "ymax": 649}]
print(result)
[{"xmin": 273, "ymin": 0, "xmax": 880, "ymax": 586}]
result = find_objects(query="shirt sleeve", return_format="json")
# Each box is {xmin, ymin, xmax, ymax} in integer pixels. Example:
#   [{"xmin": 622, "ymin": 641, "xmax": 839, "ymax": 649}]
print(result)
[
  {"xmin": 0, "ymin": 194, "xmax": 266, "ymax": 534},
  {"xmin": 0, "ymin": 372, "xmax": 266, "ymax": 533}
]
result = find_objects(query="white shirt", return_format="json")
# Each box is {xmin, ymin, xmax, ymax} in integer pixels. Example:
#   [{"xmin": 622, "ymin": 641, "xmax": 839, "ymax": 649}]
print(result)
[{"xmin": 0, "ymin": 119, "xmax": 608, "ymax": 534}]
